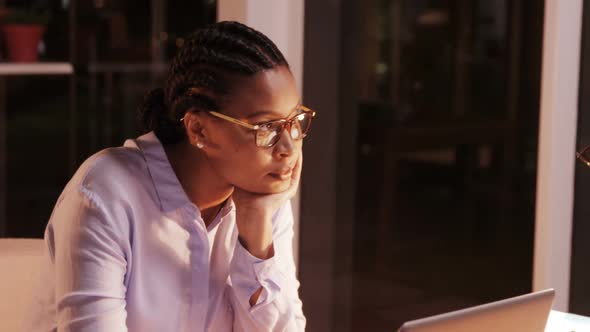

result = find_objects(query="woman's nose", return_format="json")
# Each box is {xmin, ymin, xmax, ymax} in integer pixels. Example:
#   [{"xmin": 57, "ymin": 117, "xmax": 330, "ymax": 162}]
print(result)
[{"xmin": 273, "ymin": 126, "xmax": 296, "ymax": 158}]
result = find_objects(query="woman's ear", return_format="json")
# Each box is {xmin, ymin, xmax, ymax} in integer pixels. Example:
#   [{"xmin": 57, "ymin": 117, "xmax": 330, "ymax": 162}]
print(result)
[{"xmin": 183, "ymin": 111, "xmax": 209, "ymax": 149}]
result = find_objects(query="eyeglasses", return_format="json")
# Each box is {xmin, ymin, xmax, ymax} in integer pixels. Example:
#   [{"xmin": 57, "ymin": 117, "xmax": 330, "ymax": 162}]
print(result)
[
  {"xmin": 577, "ymin": 144, "xmax": 590, "ymax": 167},
  {"xmin": 207, "ymin": 106, "xmax": 316, "ymax": 148}
]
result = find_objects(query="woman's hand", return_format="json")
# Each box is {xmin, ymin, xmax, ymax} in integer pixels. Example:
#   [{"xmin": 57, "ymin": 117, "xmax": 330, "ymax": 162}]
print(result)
[{"xmin": 232, "ymin": 154, "xmax": 302, "ymax": 259}]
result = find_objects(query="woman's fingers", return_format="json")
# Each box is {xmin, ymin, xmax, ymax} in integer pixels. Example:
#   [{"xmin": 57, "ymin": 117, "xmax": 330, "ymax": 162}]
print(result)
[
  {"xmin": 286, "ymin": 153, "xmax": 303, "ymax": 198},
  {"xmin": 294, "ymin": 153, "xmax": 303, "ymax": 180}
]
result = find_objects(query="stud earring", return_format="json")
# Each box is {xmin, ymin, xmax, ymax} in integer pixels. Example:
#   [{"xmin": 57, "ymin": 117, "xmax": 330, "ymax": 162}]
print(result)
[{"xmin": 195, "ymin": 141, "xmax": 204, "ymax": 149}]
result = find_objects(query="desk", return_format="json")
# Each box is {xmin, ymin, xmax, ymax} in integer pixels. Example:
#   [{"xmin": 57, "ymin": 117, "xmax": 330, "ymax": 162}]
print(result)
[{"xmin": 546, "ymin": 310, "xmax": 590, "ymax": 331}]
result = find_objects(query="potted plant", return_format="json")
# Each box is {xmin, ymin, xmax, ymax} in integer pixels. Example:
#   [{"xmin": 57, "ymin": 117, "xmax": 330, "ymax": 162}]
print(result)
[{"xmin": 1, "ymin": 7, "xmax": 50, "ymax": 62}]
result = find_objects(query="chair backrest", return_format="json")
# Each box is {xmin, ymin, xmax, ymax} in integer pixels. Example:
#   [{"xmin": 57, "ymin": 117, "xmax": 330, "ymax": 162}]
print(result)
[{"xmin": 0, "ymin": 238, "xmax": 45, "ymax": 332}]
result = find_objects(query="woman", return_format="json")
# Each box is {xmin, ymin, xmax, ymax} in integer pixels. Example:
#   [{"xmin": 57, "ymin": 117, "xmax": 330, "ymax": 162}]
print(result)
[{"xmin": 26, "ymin": 21, "xmax": 311, "ymax": 332}]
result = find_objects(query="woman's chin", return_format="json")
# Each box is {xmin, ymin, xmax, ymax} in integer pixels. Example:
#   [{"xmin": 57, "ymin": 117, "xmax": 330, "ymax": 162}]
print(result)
[
  {"xmin": 263, "ymin": 174, "xmax": 292, "ymax": 192},
  {"xmin": 256, "ymin": 183, "xmax": 290, "ymax": 194},
  {"xmin": 236, "ymin": 176, "xmax": 290, "ymax": 194}
]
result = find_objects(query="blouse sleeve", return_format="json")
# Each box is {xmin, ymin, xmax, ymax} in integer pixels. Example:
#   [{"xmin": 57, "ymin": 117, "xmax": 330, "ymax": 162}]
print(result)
[
  {"xmin": 46, "ymin": 186, "xmax": 130, "ymax": 331},
  {"xmin": 228, "ymin": 200, "xmax": 306, "ymax": 331}
]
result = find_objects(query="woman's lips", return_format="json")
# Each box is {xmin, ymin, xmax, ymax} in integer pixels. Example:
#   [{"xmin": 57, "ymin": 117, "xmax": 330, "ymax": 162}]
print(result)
[{"xmin": 269, "ymin": 167, "xmax": 293, "ymax": 180}]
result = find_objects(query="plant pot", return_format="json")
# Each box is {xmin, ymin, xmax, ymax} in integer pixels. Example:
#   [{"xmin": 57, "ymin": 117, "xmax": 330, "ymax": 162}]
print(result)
[{"xmin": 1, "ymin": 24, "xmax": 45, "ymax": 62}]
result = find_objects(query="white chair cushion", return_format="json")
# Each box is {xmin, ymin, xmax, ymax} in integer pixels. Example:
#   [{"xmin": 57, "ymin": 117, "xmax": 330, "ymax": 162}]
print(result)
[{"xmin": 0, "ymin": 238, "xmax": 45, "ymax": 332}]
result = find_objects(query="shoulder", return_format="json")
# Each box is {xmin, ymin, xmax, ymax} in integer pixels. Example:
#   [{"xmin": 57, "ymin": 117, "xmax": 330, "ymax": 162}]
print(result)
[
  {"xmin": 45, "ymin": 148, "xmax": 145, "ymax": 262},
  {"xmin": 65, "ymin": 145, "xmax": 151, "ymax": 201}
]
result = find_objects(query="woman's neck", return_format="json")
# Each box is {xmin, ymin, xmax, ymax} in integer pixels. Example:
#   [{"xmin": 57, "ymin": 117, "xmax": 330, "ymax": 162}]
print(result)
[{"xmin": 164, "ymin": 140, "xmax": 233, "ymax": 226}]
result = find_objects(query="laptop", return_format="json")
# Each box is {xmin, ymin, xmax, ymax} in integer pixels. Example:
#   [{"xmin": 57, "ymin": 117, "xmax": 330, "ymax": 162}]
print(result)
[{"xmin": 398, "ymin": 289, "xmax": 555, "ymax": 332}]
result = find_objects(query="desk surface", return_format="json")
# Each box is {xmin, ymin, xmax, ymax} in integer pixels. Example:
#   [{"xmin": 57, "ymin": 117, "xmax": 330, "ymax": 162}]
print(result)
[{"xmin": 546, "ymin": 310, "xmax": 590, "ymax": 331}]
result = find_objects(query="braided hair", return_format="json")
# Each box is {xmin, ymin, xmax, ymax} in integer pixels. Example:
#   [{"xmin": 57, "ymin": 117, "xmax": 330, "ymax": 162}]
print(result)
[{"xmin": 138, "ymin": 21, "xmax": 289, "ymax": 144}]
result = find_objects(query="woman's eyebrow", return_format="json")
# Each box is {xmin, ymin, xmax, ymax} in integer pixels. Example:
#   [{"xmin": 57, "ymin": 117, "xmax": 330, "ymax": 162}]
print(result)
[
  {"xmin": 246, "ymin": 110, "xmax": 278, "ymax": 120},
  {"xmin": 246, "ymin": 102, "xmax": 303, "ymax": 120}
]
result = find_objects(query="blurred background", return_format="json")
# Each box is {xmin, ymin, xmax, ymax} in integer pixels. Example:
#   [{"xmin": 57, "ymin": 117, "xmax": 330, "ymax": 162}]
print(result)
[
  {"xmin": 0, "ymin": 0, "xmax": 215, "ymax": 236},
  {"xmin": 346, "ymin": 0, "xmax": 539, "ymax": 329},
  {"xmin": 0, "ymin": 1, "xmax": 589, "ymax": 332}
]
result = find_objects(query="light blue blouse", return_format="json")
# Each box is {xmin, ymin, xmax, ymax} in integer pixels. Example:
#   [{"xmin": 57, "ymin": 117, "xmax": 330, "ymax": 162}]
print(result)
[{"xmin": 25, "ymin": 132, "xmax": 305, "ymax": 331}]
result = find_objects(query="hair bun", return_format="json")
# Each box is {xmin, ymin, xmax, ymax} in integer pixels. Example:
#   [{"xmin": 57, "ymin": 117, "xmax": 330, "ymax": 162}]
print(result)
[{"xmin": 137, "ymin": 88, "xmax": 184, "ymax": 144}]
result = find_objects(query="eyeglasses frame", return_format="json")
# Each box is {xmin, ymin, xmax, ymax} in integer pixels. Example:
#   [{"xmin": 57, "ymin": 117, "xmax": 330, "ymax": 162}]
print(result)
[{"xmin": 201, "ymin": 106, "xmax": 316, "ymax": 148}]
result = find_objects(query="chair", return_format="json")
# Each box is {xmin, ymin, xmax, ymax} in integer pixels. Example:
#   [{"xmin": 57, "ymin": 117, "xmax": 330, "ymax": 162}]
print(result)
[{"xmin": 0, "ymin": 238, "xmax": 45, "ymax": 332}]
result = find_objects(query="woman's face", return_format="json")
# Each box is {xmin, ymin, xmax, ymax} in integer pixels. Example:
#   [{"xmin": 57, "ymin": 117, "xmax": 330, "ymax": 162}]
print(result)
[{"xmin": 195, "ymin": 65, "xmax": 302, "ymax": 194}]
